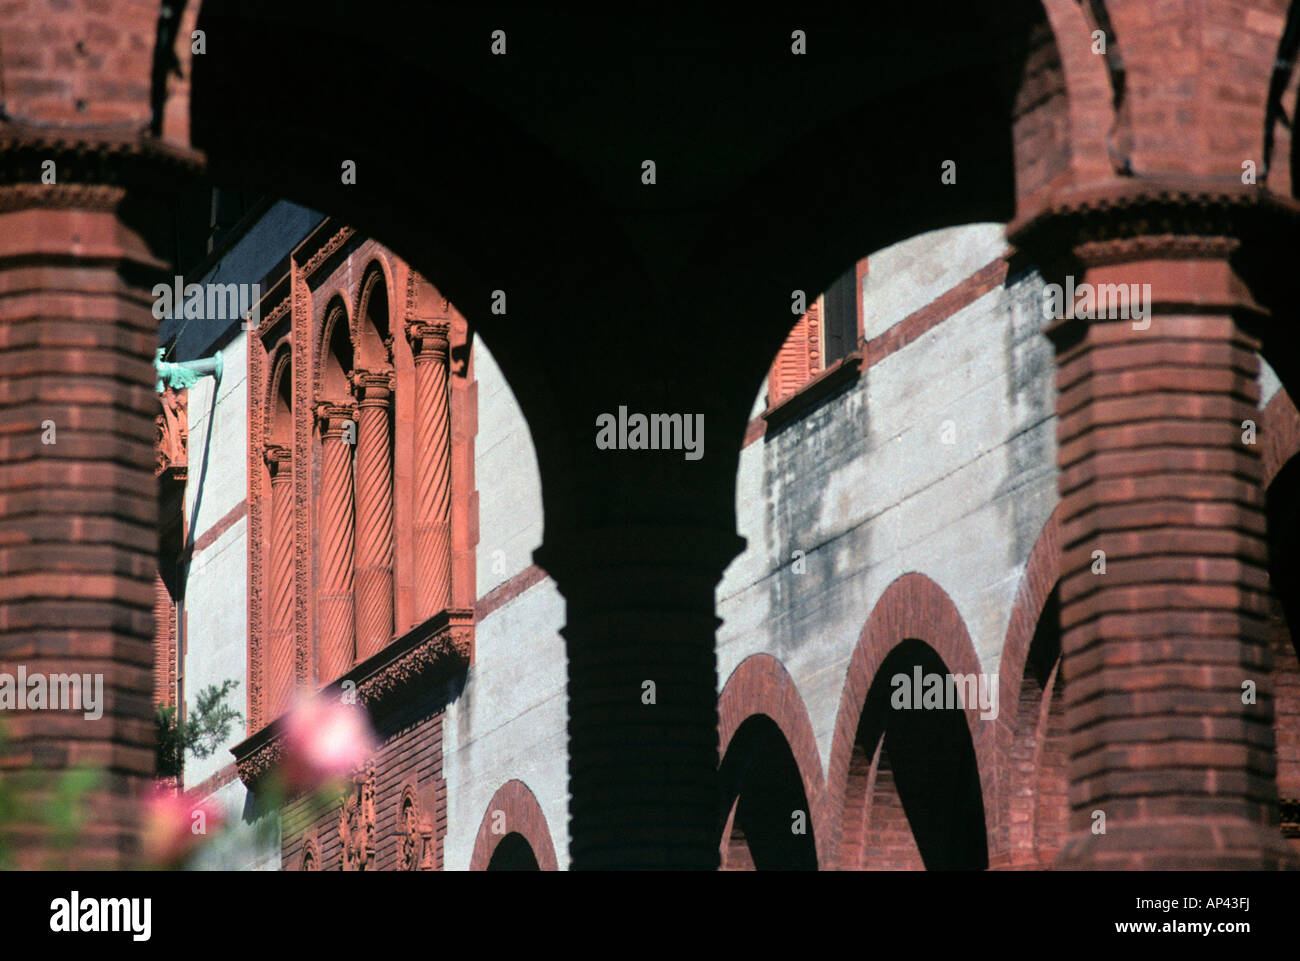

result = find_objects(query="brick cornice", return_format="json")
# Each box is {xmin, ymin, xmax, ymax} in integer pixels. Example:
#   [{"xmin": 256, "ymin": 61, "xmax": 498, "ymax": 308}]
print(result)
[
  {"xmin": 1009, "ymin": 181, "xmax": 1300, "ymax": 265},
  {"xmin": 0, "ymin": 127, "xmax": 204, "ymax": 200}
]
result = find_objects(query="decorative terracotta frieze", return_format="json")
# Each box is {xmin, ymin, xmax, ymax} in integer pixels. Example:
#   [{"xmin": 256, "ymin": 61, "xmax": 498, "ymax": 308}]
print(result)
[{"xmin": 339, "ymin": 761, "xmax": 376, "ymax": 870}]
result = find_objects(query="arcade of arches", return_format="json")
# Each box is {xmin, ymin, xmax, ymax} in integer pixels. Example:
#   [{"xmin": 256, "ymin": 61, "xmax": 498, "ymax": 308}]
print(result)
[{"xmin": 4, "ymin": 2, "xmax": 1300, "ymax": 870}]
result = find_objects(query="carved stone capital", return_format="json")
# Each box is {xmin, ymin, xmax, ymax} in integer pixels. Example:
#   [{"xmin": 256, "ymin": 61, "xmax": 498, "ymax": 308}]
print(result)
[
  {"xmin": 313, "ymin": 401, "xmax": 355, "ymax": 438},
  {"xmin": 350, "ymin": 369, "xmax": 393, "ymax": 406},
  {"xmin": 406, "ymin": 321, "xmax": 450, "ymax": 363},
  {"xmin": 264, "ymin": 443, "xmax": 292, "ymax": 480}
]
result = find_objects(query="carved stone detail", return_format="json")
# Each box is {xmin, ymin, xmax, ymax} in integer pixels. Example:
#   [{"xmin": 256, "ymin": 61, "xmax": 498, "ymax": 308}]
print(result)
[
  {"xmin": 292, "ymin": 265, "xmax": 313, "ymax": 691},
  {"xmin": 355, "ymin": 615, "xmax": 472, "ymax": 705},
  {"xmin": 339, "ymin": 762, "xmax": 376, "ymax": 871},
  {"xmin": 248, "ymin": 340, "xmax": 267, "ymax": 729},
  {"xmin": 398, "ymin": 783, "xmax": 437, "ymax": 871},
  {"xmin": 154, "ymin": 386, "xmax": 188, "ymax": 476}
]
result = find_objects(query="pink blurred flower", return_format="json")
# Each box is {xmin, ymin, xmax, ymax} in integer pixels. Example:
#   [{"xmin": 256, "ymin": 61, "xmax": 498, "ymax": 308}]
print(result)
[
  {"xmin": 277, "ymin": 695, "xmax": 377, "ymax": 794},
  {"xmin": 142, "ymin": 785, "xmax": 223, "ymax": 869}
]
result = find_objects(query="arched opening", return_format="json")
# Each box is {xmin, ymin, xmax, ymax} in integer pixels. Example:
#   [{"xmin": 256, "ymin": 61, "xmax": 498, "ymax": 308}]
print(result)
[
  {"xmin": 486, "ymin": 833, "xmax": 541, "ymax": 871},
  {"xmin": 1266, "ymin": 456, "xmax": 1300, "ymax": 851},
  {"xmin": 843, "ymin": 639, "xmax": 988, "ymax": 870},
  {"xmin": 269, "ymin": 351, "xmax": 293, "ymax": 447},
  {"xmin": 319, "ymin": 299, "xmax": 354, "ymax": 403},
  {"xmin": 717, "ymin": 714, "xmax": 818, "ymax": 870},
  {"xmin": 356, "ymin": 265, "xmax": 391, "ymax": 368},
  {"xmin": 1007, "ymin": 587, "xmax": 1067, "ymax": 868}
]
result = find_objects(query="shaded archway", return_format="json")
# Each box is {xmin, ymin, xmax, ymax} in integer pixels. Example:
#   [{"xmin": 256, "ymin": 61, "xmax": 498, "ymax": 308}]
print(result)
[
  {"xmin": 829, "ymin": 573, "xmax": 992, "ymax": 870},
  {"xmin": 468, "ymin": 780, "xmax": 559, "ymax": 871},
  {"xmin": 486, "ymin": 833, "xmax": 542, "ymax": 871},
  {"xmin": 717, "ymin": 709, "xmax": 819, "ymax": 871},
  {"xmin": 1264, "ymin": 430, "xmax": 1300, "ymax": 853},
  {"xmin": 716, "ymin": 653, "xmax": 826, "ymax": 869}
]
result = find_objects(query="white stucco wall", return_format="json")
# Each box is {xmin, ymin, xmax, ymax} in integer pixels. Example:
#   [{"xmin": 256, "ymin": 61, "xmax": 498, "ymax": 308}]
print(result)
[
  {"xmin": 718, "ymin": 223, "xmax": 1057, "ymax": 770},
  {"xmin": 442, "ymin": 333, "xmax": 570, "ymax": 869}
]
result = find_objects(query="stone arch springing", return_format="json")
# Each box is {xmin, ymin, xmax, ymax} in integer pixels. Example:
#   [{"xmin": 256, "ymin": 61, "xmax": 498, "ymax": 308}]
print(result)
[
  {"xmin": 828, "ymin": 573, "xmax": 993, "ymax": 870},
  {"xmin": 468, "ymin": 780, "xmax": 559, "ymax": 871}
]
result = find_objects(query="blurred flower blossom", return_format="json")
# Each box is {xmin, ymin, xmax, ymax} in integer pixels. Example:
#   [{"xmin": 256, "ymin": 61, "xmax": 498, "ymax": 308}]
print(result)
[
  {"xmin": 278, "ymin": 695, "xmax": 377, "ymax": 795},
  {"xmin": 142, "ymin": 785, "xmax": 223, "ymax": 869}
]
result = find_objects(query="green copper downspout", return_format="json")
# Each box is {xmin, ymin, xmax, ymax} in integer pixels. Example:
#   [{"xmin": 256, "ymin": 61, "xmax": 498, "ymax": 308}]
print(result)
[{"xmin": 154, "ymin": 348, "xmax": 223, "ymax": 393}]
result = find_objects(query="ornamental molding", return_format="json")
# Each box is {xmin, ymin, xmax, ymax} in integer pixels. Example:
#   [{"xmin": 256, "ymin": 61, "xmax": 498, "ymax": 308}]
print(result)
[
  {"xmin": 298, "ymin": 224, "xmax": 354, "ymax": 281},
  {"xmin": 0, "ymin": 182, "xmax": 128, "ymax": 213},
  {"xmin": 233, "ymin": 729, "xmax": 284, "ymax": 788},
  {"xmin": 354, "ymin": 608, "xmax": 473, "ymax": 705},
  {"xmin": 248, "ymin": 339, "xmax": 267, "ymax": 730},
  {"xmin": 291, "ymin": 264, "xmax": 314, "ymax": 690},
  {"xmin": 1008, "ymin": 181, "xmax": 1300, "ymax": 265},
  {"xmin": 230, "ymin": 607, "xmax": 473, "ymax": 794},
  {"xmin": 0, "ymin": 131, "xmax": 205, "ymax": 203}
]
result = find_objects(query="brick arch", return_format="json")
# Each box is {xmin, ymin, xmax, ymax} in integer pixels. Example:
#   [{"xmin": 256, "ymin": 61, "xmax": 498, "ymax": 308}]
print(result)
[
  {"xmin": 717, "ymin": 653, "xmax": 828, "ymax": 869},
  {"xmin": 827, "ymin": 572, "xmax": 994, "ymax": 868},
  {"xmin": 1025, "ymin": 0, "xmax": 1118, "ymax": 193},
  {"xmin": 468, "ymin": 780, "xmax": 559, "ymax": 871},
  {"xmin": 993, "ymin": 509, "xmax": 1060, "ymax": 859},
  {"xmin": 992, "ymin": 508, "xmax": 1066, "ymax": 869}
]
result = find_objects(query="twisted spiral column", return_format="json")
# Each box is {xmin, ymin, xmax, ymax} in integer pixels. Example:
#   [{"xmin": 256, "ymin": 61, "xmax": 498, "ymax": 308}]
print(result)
[
  {"xmin": 265, "ymin": 444, "xmax": 296, "ymax": 719},
  {"xmin": 351, "ymin": 370, "xmax": 395, "ymax": 659},
  {"xmin": 407, "ymin": 323, "xmax": 452, "ymax": 621},
  {"xmin": 315, "ymin": 403, "xmax": 357, "ymax": 682}
]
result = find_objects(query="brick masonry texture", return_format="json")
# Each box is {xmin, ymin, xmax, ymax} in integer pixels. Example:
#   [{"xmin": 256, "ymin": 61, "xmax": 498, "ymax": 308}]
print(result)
[{"xmin": 4, "ymin": 2, "xmax": 1300, "ymax": 871}]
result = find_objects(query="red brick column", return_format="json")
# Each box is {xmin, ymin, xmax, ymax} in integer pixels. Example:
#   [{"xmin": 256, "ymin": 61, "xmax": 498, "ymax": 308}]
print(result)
[
  {"xmin": 0, "ymin": 182, "xmax": 169, "ymax": 867},
  {"xmin": 315, "ymin": 402, "xmax": 357, "ymax": 682},
  {"xmin": 1014, "ymin": 187, "xmax": 1298, "ymax": 869},
  {"xmin": 406, "ymin": 322, "xmax": 452, "ymax": 621},
  {"xmin": 265, "ymin": 444, "xmax": 296, "ymax": 718},
  {"xmin": 351, "ymin": 370, "xmax": 395, "ymax": 659}
]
